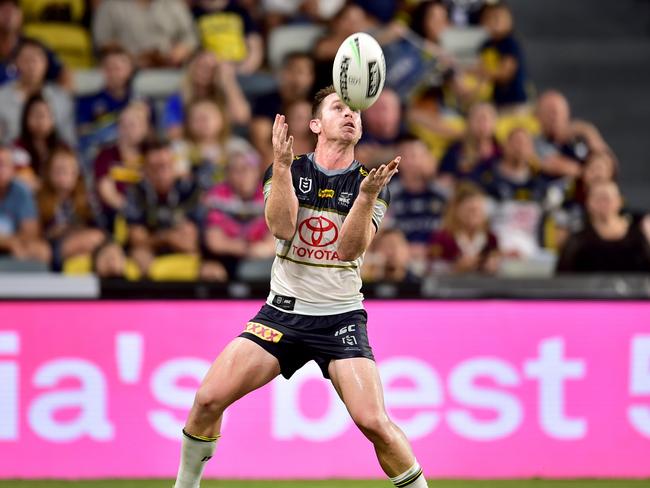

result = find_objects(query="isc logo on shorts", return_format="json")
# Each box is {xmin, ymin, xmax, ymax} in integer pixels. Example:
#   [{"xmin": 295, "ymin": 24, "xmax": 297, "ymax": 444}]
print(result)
[{"xmin": 244, "ymin": 322, "xmax": 283, "ymax": 343}]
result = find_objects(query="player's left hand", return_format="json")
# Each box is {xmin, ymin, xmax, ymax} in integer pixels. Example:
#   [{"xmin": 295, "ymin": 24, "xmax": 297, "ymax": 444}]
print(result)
[{"xmin": 360, "ymin": 157, "xmax": 400, "ymax": 196}]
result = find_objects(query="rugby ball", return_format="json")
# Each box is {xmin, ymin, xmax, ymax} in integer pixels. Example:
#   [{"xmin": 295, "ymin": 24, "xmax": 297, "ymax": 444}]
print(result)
[{"xmin": 332, "ymin": 32, "xmax": 386, "ymax": 111}]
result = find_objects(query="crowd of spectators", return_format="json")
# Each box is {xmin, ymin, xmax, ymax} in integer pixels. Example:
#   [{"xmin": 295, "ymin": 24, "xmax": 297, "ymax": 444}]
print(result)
[{"xmin": 0, "ymin": 0, "xmax": 648, "ymax": 282}]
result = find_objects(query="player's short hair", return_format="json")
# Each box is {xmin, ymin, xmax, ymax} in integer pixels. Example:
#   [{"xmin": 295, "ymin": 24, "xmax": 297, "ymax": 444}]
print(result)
[{"xmin": 312, "ymin": 85, "xmax": 337, "ymax": 118}]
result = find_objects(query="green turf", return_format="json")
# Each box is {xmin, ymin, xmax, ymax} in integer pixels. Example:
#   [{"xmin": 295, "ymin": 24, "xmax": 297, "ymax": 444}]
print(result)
[{"xmin": 1, "ymin": 481, "xmax": 648, "ymax": 488}]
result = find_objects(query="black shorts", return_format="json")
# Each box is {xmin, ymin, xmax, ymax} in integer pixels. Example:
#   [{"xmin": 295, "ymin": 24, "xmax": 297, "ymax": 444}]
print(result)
[{"xmin": 240, "ymin": 304, "xmax": 374, "ymax": 379}]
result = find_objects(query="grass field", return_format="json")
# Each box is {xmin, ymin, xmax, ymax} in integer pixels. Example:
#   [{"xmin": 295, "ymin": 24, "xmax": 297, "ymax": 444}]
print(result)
[{"xmin": 2, "ymin": 481, "xmax": 648, "ymax": 488}]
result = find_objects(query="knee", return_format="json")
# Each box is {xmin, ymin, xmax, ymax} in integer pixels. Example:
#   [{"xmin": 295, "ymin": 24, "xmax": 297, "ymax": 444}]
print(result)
[
  {"xmin": 353, "ymin": 410, "xmax": 395, "ymax": 445},
  {"xmin": 193, "ymin": 387, "xmax": 230, "ymax": 417}
]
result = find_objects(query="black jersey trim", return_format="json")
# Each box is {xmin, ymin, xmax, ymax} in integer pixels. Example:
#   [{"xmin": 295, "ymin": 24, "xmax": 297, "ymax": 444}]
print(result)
[{"xmin": 276, "ymin": 253, "xmax": 358, "ymax": 269}]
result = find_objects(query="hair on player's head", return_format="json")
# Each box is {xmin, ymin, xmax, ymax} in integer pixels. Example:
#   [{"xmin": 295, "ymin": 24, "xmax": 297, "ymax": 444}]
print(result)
[{"xmin": 312, "ymin": 85, "xmax": 337, "ymax": 118}]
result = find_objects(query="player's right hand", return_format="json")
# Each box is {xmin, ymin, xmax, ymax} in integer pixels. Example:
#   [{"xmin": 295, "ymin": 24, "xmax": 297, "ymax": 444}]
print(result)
[{"xmin": 272, "ymin": 114, "xmax": 294, "ymax": 169}]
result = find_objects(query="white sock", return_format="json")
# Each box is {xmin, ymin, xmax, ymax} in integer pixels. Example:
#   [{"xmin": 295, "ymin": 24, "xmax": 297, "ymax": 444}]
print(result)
[
  {"xmin": 390, "ymin": 461, "xmax": 428, "ymax": 488},
  {"xmin": 173, "ymin": 430, "xmax": 218, "ymax": 488}
]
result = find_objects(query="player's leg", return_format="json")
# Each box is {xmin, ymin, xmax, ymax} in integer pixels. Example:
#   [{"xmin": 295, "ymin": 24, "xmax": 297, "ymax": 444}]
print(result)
[
  {"xmin": 329, "ymin": 358, "xmax": 428, "ymax": 488},
  {"xmin": 174, "ymin": 337, "xmax": 280, "ymax": 488}
]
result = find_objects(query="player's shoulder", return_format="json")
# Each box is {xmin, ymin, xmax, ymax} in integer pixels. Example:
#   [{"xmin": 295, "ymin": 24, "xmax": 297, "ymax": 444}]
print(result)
[{"xmin": 263, "ymin": 154, "xmax": 313, "ymax": 182}]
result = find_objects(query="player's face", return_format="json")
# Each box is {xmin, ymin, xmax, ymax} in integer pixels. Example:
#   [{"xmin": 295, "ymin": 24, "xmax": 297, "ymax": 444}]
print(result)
[{"xmin": 313, "ymin": 93, "xmax": 362, "ymax": 144}]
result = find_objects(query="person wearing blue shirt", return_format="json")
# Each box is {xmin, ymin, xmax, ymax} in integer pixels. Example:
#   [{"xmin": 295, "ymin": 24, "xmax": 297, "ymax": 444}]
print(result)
[{"xmin": 477, "ymin": 3, "xmax": 529, "ymax": 108}]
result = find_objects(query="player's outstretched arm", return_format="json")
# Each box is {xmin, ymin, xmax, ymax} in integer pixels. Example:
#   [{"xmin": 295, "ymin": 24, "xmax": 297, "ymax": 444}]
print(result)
[
  {"xmin": 265, "ymin": 114, "xmax": 299, "ymax": 241},
  {"xmin": 338, "ymin": 157, "xmax": 400, "ymax": 261}
]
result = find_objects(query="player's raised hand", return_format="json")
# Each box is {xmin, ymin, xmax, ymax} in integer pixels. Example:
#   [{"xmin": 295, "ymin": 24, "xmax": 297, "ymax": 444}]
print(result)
[
  {"xmin": 272, "ymin": 114, "xmax": 294, "ymax": 169},
  {"xmin": 360, "ymin": 156, "xmax": 400, "ymax": 196}
]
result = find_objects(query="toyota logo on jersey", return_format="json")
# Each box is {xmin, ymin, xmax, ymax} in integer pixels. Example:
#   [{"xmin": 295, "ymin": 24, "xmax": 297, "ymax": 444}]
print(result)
[{"xmin": 298, "ymin": 216, "xmax": 339, "ymax": 247}]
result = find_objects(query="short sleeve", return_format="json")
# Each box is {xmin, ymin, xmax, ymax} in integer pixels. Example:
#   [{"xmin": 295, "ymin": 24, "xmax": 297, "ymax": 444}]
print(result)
[
  {"xmin": 262, "ymin": 164, "xmax": 273, "ymax": 201},
  {"xmin": 372, "ymin": 185, "xmax": 390, "ymax": 230},
  {"xmin": 15, "ymin": 182, "xmax": 37, "ymax": 223}
]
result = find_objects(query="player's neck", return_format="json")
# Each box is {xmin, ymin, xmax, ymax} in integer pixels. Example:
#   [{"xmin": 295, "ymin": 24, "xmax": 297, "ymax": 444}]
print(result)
[{"xmin": 314, "ymin": 141, "xmax": 355, "ymax": 170}]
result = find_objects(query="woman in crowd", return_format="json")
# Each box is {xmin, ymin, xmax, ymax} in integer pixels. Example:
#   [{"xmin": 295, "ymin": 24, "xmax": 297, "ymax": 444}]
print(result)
[
  {"xmin": 430, "ymin": 182, "xmax": 500, "ymax": 274},
  {"xmin": 556, "ymin": 181, "xmax": 650, "ymax": 273},
  {"xmin": 438, "ymin": 102, "xmax": 501, "ymax": 188},
  {"xmin": 12, "ymin": 94, "xmax": 66, "ymax": 190},
  {"xmin": 175, "ymin": 98, "xmax": 247, "ymax": 191},
  {"xmin": 163, "ymin": 49, "xmax": 250, "ymax": 139},
  {"xmin": 37, "ymin": 146, "xmax": 105, "ymax": 271}
]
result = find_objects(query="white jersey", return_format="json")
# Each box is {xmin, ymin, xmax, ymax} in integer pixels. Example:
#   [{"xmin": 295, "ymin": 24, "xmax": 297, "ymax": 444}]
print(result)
[{"xmin": 263, "ymin": 153, "xmax": 389, "ymax": 315}]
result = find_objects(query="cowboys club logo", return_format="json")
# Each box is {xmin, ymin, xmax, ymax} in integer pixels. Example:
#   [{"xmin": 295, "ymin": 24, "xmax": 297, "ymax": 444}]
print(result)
[{"xmin": 298, "ymin": 216, "xmax": 338, "ymax": 247}]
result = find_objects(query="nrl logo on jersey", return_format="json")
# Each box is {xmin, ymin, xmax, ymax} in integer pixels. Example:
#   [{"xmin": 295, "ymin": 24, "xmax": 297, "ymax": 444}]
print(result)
[
  {"xmin": 318, "ymin": 189, "xmax": 335, "ymax": 198},
  {"xmin": 299, "ymin": 177, "xmax": 312, "ymax": 194}
]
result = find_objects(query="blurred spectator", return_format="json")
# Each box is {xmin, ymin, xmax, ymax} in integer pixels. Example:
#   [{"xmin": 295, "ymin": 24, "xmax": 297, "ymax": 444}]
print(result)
[
  {"xmin": 406, "ymin": 85, "xmax": 465, "ymax": 160},
  {"xmin": 553, "ymin": 150, "xmax": 619, "ymax": 244},
  {"xmin": 285, "ymin": 99, "xmax": 316, "ymax": 156},
  {"xmin": 163, "ymin": 49, "xmax": 250, "ymax": 140},
  {"xmin": 203, "ymin": 142, "xmax": 274, "ymax": 279},
  {"xmin": 262, "ymin": 0, "xmax": 345, "ymax": 30},
  {"xmin": 0, "ymin": 39, "xmax": 74, "ymax": 145},
  {"xmin": 37, "ymin": 146, "xmax": 105, "ymax": 270},
  {"xmin": 444, "ymin": 0, "xmax": 487, "ymax": 26},
  {"xmin": 430, "ymin": 182, "xmax": 499, "ymax": 274},
  {"xmin": 12, "ymin": 93, "xmax": 66, "ymax": 190},
  {"xmin": 76, "ymin": 46, "xmax": 138, "ymax": 144},
  {"xmin": 0, "ymin": 145, "xmax": 50, "ymax": 263},
  {"xmin": 124, "ymin": 138, "xmax": 203, "ymax": 277},
  {"xmin": 313, "ymin": 3, "xmax": 376, "ymax": 90},
  {"xmin": 250, "ymin": 52, "xmax": 314, "ymax": 165},
  {"xmin": 356, "ymin": 88, "xmax": 405, "ymax": 168},
  {"xmin": 93, "ymin": 0, "xmax": 198, "ymax": 68},
  {"xmin": 411, "ymin": 0, "xmax": 450, "ymax": 47},
  {"xmin": 174, "ymin": 98, "xmax": 246, "ymax": 190},
  {"xmin": 476, "ymin": 2, "xmax": 529, "ymax": 110},
  {"xmin": 387, "ymin": 136, "xmax": 446, "ymax": 264},
  {"xmin": 438, "ymin": 102, "xmax": 500, "ymax": 189},
  {"xmin": 557, "ymin": 181, "xmax": 650, "ymax": 273},
  {"xmin": 362, "ymin": 228, "xmax": 420, "ymax": 283},
  {"xmin": 534, "ymin": 90, "xmax": 608, "ymax": 178},
  {"xmin": 93, "ymin": 102, "xmax": 151, "ymax": 225},
  {"xmin": 191, "ymin": 0, "xmax": 263, "ymax": 75},
  {"xmin": 483, "ymin": 127, "xmax": 552, "ymax": 258},
  {"xmin": 0, "ymin": 0, "xmax": 70, "ymax": 87}
]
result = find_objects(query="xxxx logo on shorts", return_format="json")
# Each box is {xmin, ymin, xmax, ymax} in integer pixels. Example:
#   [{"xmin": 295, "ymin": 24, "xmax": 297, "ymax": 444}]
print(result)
[{"xmin": 244, "ymin": 322, "xmax": 283, "ymax": 343}]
